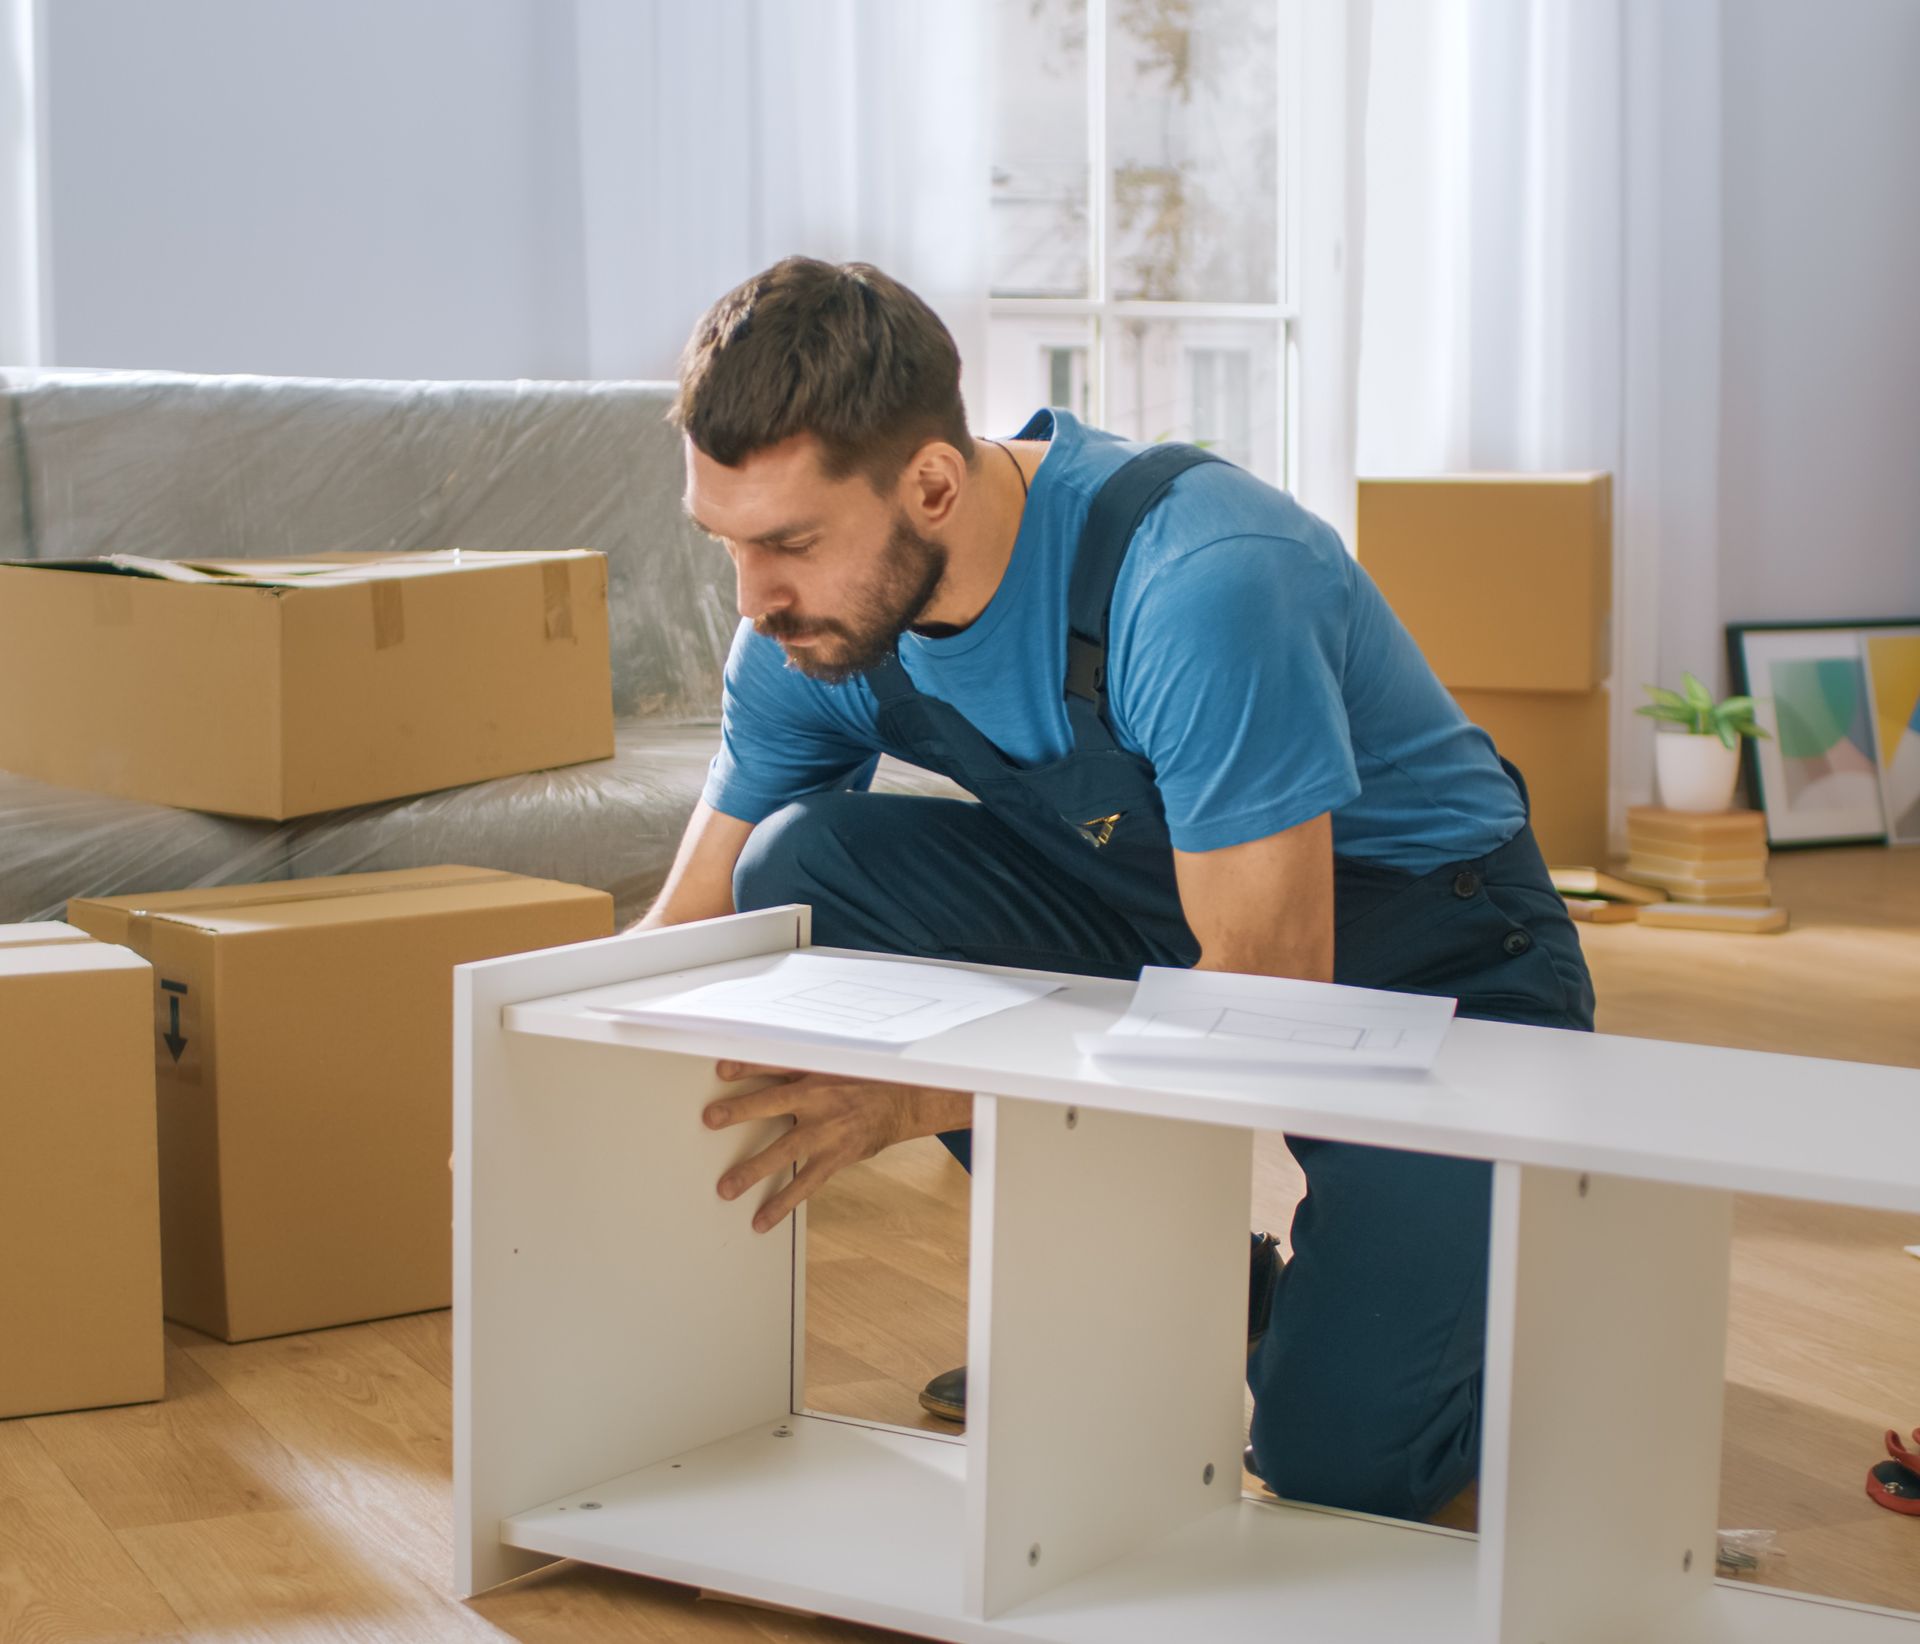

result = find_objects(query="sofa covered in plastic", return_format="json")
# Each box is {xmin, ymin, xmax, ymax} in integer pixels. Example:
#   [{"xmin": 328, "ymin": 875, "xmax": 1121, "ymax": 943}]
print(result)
[{"xmin": 0, "ymin": 370, "xmax": 952, "ymax": 926}]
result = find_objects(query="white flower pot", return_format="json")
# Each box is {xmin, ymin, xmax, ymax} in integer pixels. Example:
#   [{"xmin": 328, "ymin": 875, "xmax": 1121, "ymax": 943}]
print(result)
[{"xmin": 1655, "ymin": 732, "xmax": 1741, "ymax": 813}]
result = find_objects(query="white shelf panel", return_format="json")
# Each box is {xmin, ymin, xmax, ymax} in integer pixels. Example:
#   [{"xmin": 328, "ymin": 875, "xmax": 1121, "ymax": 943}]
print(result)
[
  {"xmin": 498, "ymin": 1416, "xmax": 1918, "ymax": 1643},
  {"xmin": 503, "ymin": 947, "xmax": 1920, "ymax": 1214},
  {"xmin": 1681, "ymin": 1585, "xmax": 1920, "ymax": 1643},
  {"xmin": 498, "ymin": 1414, "xmax": 1482, "ymax": 1644}
]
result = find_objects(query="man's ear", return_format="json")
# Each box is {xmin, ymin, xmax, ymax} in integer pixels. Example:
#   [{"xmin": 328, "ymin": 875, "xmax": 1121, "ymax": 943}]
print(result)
[{"xmin": 897, "ymin": 439, "xmax": 969, "ymax": 532}]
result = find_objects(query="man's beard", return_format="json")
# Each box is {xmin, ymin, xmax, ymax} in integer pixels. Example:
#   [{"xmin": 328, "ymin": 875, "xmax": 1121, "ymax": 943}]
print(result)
[{"xmin": 755, "ymin": 516, "xmax": 948, "ymax": 684}]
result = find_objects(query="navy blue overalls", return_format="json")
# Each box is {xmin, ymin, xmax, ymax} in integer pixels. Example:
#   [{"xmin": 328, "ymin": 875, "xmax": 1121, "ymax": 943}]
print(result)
[{"xmin": 732, "ymin": 444, "xmax": 1596, "ymax": 1521}]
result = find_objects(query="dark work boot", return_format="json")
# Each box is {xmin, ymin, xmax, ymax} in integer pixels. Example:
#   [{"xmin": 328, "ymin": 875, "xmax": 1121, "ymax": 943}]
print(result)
[{"xmin": 916, "ymin": 1230, "xmax": 1285, "ymax": 1425}]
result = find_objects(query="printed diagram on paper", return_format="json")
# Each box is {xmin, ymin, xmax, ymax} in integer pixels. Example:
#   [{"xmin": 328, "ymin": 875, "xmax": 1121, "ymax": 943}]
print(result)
[
  {"xmin": 1080, "ymin": 967, "xmax": 1456, "ymax": 1072},
  {"xmin": 1143, "ymin": 1006, "xmax": 1408, "ymax": 1055},
  {"xmin": 589, "ymin": 952, "xmax": 1060, "ymax": 1048}
]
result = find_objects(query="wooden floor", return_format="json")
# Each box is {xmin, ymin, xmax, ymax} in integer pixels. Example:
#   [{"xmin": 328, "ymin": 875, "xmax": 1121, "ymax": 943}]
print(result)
[{"xmin": 5, "ymin": 847, "xmax": 1917, "ymax": 1640}]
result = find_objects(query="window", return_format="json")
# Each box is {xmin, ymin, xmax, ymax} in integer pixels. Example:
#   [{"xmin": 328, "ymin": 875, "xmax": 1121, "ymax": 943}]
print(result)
[
  {"xmin": 1046, "ymin": 344, "xmax": 1090, "ymax": 416},
  {"xmin": 1187, "ymin": 343, "xmax": 1254, "ymax": 468},
  {"xmin": 984, "ymin": 0, "xmax": 1296, "ymax": 486}
]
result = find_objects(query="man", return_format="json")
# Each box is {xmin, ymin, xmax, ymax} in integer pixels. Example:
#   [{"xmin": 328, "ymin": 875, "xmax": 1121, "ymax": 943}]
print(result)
[{"xmin": 639, "ymin": 256, "xmax": 1594, "ymax": 1522}]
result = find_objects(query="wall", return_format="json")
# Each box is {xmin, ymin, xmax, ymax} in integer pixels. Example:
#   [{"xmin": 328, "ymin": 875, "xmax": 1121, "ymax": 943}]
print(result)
[
  {"xmin": 0, "ymin": 0, "xmax": 41, "ymax": 364},
  {"xmin": 24, "ymin": 0, "xmax": 1920, "ymax": 628},
  {"xmin": 36, "ymin": 0, "xmax": 587, "ymax": 379},
  {"xmin": 1718, "ymin": 0, "xmax": 1920, "ymax": 627}
]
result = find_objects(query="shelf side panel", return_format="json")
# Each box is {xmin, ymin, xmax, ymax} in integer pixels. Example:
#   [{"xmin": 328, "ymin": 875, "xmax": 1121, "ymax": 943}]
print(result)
[
  {"xmin": 965, "ymin": 1096, "xmax": 1252, "ymax": 1618},
  {"xmin": 1478, "ymin": 1162, "xmax": 1732, "ymax": 1643},
  {"xmin": 454, "ymin": 907, "xmax": 807, "ymax": 1597}
]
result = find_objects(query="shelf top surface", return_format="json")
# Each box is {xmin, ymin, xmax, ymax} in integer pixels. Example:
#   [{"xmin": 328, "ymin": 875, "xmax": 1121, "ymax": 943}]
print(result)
[{"xmin": 502, "ymin": 945, "xmax": 1920, "ymax": 1213}]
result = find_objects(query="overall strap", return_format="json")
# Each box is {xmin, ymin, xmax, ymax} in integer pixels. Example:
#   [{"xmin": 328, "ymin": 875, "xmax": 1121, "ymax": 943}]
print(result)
[
  {"xmin": 864, "ymin": 646, "xmax": 921, "ymax": 709},
  {"xmin": 1065, "ymin": 443, "xmax": 1222, "ymax": 717}
]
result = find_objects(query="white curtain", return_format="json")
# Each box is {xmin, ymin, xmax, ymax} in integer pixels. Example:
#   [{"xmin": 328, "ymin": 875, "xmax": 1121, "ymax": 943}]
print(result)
[
  {"xmin": 1355, "ymin": 0, "xmax": 1725, "ymax": 846},
  {"xmin": 571, "ymin": 0, "xmax": 990, "ymax": 400},
  {"xmin": 1291, "ymin": 0, "xmax": 1373, "ymax": 554}
]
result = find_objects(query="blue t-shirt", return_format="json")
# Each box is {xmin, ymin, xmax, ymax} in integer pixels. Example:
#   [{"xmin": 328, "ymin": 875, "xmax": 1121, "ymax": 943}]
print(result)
[{"xmin": 702, "ymin": 410, "xmax": 1526, "ymax": 872}]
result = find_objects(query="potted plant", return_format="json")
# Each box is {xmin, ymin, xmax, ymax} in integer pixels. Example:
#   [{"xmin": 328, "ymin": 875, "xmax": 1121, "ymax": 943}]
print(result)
[{"xmin": 1638, "ymin": 673, "xmax": 1769, "ymax": 812}]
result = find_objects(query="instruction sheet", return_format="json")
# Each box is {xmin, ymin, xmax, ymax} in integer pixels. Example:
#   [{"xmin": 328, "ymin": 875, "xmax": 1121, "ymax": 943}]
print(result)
[
  {"xmin": 590, "ymin": 952, "xmax": 1061, "ymax": 1048},
  {"xmin": 1080, "ymin": 967, "xmax": 1456, "ymax": 1072}
]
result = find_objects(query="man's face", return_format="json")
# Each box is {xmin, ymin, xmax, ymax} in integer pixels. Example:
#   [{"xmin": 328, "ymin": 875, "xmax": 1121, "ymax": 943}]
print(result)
[{"xmin": 685, "ymin": 434, "xmax": 948, "ymax": 684}]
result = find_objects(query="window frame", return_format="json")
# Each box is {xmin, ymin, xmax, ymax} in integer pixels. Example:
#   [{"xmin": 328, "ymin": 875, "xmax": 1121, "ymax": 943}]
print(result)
[{"xmin": 986, "ymin": 0, "xmax": 1303, "ymax": 489}]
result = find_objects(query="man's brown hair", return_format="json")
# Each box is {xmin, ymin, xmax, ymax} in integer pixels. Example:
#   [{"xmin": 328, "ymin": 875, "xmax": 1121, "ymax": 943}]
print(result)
[{"xmin": 672, "ymin": 257, "xmax": 975, "ymax": 488}]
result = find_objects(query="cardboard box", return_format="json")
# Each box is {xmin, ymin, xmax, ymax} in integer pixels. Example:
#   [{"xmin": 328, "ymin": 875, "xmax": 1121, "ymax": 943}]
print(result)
[
  {"xmin": 0, "ymin": 550, "xmax": 613, "ymax": 819},
  {"xmin": 0, "ymin": 922, "xmax": 164, "ymax": 1417},
  {"xmin": 1453, "ymin": 687, "xmax": 1611, "ymax": 867},
  {"xmin": 67, "ymin": 867, "xmax": 613, "ymax": 1341},
  {"xmin": 1359, "ymin": 474, "xmax": 1612, "ymax": 693}
]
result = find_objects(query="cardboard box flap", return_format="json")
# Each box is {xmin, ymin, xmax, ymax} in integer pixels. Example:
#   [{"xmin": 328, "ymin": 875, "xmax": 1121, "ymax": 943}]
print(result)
[
  {"xmin": 145, "ymin": 875, "xmax": 608, "ymax": 937},
  {"xmin": 2, "ymin": 555, "xmax": 311, "ymax": 593},
  {"xmin": 0, "ymin": 555, "xmax": 261, "ymax": 581},
  {"xmin": 68, "ymin": 867, "xmax": 521, "ymax": 946},
  {"xmin": 72, "ymin": 866, "xmax": 521, "ymax": 921},
  {"xmin": 3, "ymin": 549, "xmax": 597, "ymax": 592},
  {"xmin": 174, "ymin": 550, "xmax": 598, "ymax": 589},
  {"xmin": 75, "ymin": 866, "xmax": 608, "ymax": 940}
]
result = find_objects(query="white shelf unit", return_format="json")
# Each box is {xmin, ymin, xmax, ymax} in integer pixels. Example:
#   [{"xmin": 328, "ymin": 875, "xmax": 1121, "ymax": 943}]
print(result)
[{"xmin": 453, "ymin": 907, "xmax": 1920, "ymax": 1643}]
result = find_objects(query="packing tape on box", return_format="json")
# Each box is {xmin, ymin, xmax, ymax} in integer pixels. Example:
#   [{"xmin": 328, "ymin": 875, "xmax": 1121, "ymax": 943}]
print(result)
[
  {"xmin": 542, "ymin": 558, "xmax": 575, "ymax": 641},
  {"xmin": 370, "ymin": 579, "xmax": 405, "ymax": 650}
]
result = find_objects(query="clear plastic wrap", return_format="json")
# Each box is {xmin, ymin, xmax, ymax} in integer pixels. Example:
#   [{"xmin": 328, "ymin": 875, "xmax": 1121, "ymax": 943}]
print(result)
[
  {"xmin": 0, "ymin": 723, "xmax": 960, "ymax": 929},
  {"xmin": 1, "ymin": 368, "xmax": 738, "ymax": 719},
  {"xmin": 0, "ymin": 368, "xmax": 964, "ymax": 925},
  {"xmin": 1714, "ymin": 1527, "xmax": 1779, "ymax": 1578}
]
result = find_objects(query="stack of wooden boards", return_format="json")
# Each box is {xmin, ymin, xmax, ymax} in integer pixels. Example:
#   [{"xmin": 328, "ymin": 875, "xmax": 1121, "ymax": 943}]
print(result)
[
  {"xmin": 1626, "ymin": 806, "xmax": 1788, "ymax": 933},
  {"xmin": 1552, "ymin": 806, "xmax": 1789, "ymax": 934},
  {"xmin": 1358, "ymin": 473, "xmax": 1612, "ymax": 867},
  {"xmin": 1624, "ymin": 806, "xmax": 1770, "ymax": 904}
]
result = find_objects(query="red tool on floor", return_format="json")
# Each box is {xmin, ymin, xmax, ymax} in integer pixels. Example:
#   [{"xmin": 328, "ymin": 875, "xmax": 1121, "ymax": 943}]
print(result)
[{"xmin": 1867, "ymin": 1427, "xmax": 1920, "ymax": 1516}]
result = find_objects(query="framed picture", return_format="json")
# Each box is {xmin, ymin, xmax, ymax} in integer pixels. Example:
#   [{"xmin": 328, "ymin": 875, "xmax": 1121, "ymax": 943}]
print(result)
[
  {"xmin": 1726, "ymin": 620, "xmax": 1920, "ymax": 847},
  {"xmin": 1865, "ymin": 627, "xmax": 1920, "ymax": 845}
]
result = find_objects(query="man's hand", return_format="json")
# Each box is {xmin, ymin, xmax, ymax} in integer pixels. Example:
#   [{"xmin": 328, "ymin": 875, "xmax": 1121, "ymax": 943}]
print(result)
[{"xmin": 704, "ymin": 1063, "xmax": 972, "ymax": 1232}]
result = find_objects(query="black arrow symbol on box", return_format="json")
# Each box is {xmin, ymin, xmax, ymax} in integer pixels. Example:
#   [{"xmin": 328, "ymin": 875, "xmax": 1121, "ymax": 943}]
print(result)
[{"xmin": 161, "ymin": 979, "xmax": 188, "ymax": 1063}]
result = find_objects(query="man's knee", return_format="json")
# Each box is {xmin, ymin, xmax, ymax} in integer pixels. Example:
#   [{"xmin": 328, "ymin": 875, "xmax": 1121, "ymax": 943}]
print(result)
[
  {"xmin": 1248, "ymin": 1377, "xmax": 1478, "ymax": 1522},
  {"xmin": 731, "ymin": 791, "xmax": 868, "ymax": 913}
]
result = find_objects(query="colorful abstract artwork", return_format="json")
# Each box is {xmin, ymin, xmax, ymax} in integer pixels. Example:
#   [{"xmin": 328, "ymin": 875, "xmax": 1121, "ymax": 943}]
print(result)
[
  {"xmin": 1769, "ymin": 657, "xmax": 1880, "ymax": 810},
  {"xmin": 1728, "ymin": 624, "xmax": 1901, "ymax": 846},
  {"xmin": 1865, "ymin": 630, "xmax": 1920, "ymax": 845}
]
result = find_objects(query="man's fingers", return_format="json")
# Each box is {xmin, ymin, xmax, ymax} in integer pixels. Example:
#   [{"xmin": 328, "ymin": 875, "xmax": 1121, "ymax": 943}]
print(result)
[
  {"xmin": 715, "ymin": 1059, "xmax": 800, "ymax": 1083},
  {"xmin": 703, "ymin": 1075, "xmax": 822, "ymax": 1129},
  {"xmin": 751, "ymin": 1159, "xmax": 835, "ymax": 1235},
  {"xmin": 718, "ymin": 1129, "xmax": 804, "ymax": 1202}
]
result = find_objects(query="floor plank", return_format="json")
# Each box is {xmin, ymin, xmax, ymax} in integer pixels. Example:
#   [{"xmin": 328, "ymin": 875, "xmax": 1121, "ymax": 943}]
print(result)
[
  {"xmin": 470, "ymin": 1558, "xmax": 875, "ymax": 1642},
  {"xmin": 118, "ymin": 1505, "xmax": 496, "ymax": 1644},
  {"xmin": 0, "ymin": 1422, "xmax": 187, "ymax": 1643},
  {"xmin": 369, "ymin": 1311, "xmax": 455, "ymax": 1390},
  {"xmin": 26, "ymin": 1340, "xmax": 298, "ymax": 1530},
  {"xmin": 180, "ymin": 1326, "xmax": 466, "ymax": 1598}
]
